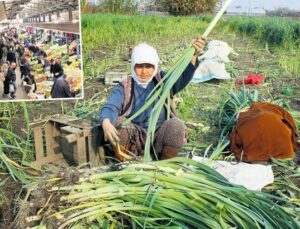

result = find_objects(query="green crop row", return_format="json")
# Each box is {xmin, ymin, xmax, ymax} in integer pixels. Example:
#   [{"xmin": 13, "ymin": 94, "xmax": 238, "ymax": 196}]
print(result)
[
  {"xmin": 81, "ymin": 14, "xmax": 300, "ymax": 52},
  {"xmin": 81, "ymin": 13, "xmax": 208, "ymax": 51},
  {"xmin": 81, "ymin": 13, "xmax": 300, "ymax": 78},
  {"xmin": 226, "ymin": 16, "xmax": 300, "ymax": 47},
  {"xmin": 81, "ymin": 13, "xmax": 214, "ymax": 78}
]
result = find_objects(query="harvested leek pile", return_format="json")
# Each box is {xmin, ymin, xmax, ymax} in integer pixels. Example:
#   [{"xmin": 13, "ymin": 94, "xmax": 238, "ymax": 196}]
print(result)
[
  {"xmin": 20, "ymin": 158, "xmax": 298, "ymax": 229},
  {"xmin": 264, "ymin": 159, "xmax": 300, "ymax": 220}
]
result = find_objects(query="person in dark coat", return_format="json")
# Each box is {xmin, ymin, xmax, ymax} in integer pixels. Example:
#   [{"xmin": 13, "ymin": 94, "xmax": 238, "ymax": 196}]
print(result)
[
  {"xmin": 50, "ymin": 59, "xmax": 55, "ymax": 76},
  {"xmin": 17, "ymin": 45, "xmax": 25, "ymax": 57},
  {"xmin": 19, "ymin": 55, "xmax": 28, "ymax": 81},
  {"xmin": 23, "ymin": 70, "xmax": 37, "ymax": 94},
  {"xmin": 52, "ymin": 57, "xmax": 64, "ymax": 80},
  {"xmin": 37, "ymin": 55, "xmax": 50, "ymax": 72},
  {"xmin": 38, "ymin": 48, "xmax": 47, "ymax": 58},
  {"xmin": 51, "ymin": 75, "xmax": 74, "ymax": 98},
  {"xmin": 24, "ymin": 39, "xmax": 30, "ymax": 48},
  {"xmin": 7, "ymin": 48, "xmax": 16, "ymax": 64},
  {"xmin": 1, "ymin": 63, "xmax": 9, "ymax": 97},
  {"xmin": 0, "ymin": 45, "xmax": 3, "ymax": 64},
  {"xmin": 99, "ymin": 37, "xmax": 206, "ymax": 161},
  {"xmin": 4, "ymin": 63, "xmax": 17, "ymax": 99}
]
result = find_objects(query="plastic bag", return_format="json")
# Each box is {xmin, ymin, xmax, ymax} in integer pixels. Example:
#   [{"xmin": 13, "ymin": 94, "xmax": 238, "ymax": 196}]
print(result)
[
  {"xmin": 9, "ymin": 82, "xmax": 14, "ymax": 93},
  {"xmin": 0, "ymin": 73, "xmax": 5, "ymax": 82}
]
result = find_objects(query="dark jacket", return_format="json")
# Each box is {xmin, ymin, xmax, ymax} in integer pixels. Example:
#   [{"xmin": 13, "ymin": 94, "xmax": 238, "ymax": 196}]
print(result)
[
  {"xmin": 5, "ymin": 68, "xmax": 16, "ymax": 82},
  {"xmin": 24, "ymin": 75, "xmax": 36, "ymax": 93},
  {"xmin": 38, "ymin": 50, "xmax": 47, "ymax": 58},
  {"xmin": 50, "ymin": 64, "xmax": 55, "ymax": 74},
  {"xmin": 51, "ymin": 77, "xmax": 73, "ymax": 98},
  {"xmin": 52, "ymin": 63, "xmax": 64, "ymax": 78},
  {"xmin": 21, "ymin": 62, "xmax": 31, "ymax": 76},
  {"xmin": 0, "ymin": 46, "xmax": 3, "ymax": 59},
  {"xmin": 7, "ymin": 50, "xmax": 16, "ymax": 63},
  {"xmin": 38, "ymin": 58, "xmax": 50, "ymax": 68},
  {"xmin": 18, "ymin": 46, "xmax": 25, "ymax": 57}
]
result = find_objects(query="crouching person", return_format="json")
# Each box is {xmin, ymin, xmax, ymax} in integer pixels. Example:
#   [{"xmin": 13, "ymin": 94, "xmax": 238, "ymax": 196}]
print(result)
[
  {"xmin": 23, "ymin": 71, "xmax": 37, "ymax": 94},
  {"xmin": 99, "ymin": 37, "xmax": 205, "ymax": 161}
]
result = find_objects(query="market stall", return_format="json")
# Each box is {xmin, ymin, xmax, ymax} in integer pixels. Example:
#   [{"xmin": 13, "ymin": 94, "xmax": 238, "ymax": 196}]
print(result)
[{"xmin": 19, "ymin": 27, "xmax": 82, "ymax": 99}]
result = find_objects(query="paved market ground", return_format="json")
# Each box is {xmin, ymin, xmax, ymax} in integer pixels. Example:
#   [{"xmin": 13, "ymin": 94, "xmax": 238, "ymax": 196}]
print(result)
[{"xmin": 0, "ymin": 66, "xmax": 28, "ymax": 101}]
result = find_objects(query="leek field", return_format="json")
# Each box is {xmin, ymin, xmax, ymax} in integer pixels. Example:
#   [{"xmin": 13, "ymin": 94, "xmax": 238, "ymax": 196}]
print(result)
[{"xmin": 0, "ymin": 13, "xmax": 300, "ymax": 228}]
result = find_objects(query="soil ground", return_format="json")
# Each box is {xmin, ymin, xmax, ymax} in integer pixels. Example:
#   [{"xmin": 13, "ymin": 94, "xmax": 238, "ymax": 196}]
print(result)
[{"xmin": 0, "ymin": 176, "xmax": 22, "ymax": 229}]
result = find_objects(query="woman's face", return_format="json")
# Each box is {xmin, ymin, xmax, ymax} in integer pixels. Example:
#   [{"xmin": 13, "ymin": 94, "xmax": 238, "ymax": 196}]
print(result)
[{"xmin": 134, "ymin": 63, "xmax": 155, "ymax": 83}]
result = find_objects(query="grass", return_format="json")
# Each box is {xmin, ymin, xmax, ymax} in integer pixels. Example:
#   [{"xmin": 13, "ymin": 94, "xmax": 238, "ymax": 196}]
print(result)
[
  {"xmin": 82, "ymin": 14, "xmax": 300, "ymax": 80},
  {"xmin": 226, "ymin": 16, "xmax": 300, "ymax": 48},
  {"xmin": 81, "ymin": 13, "xmax": 210, "ymax": 79},
  {"xmin": 225, "ymin": 16, "xmax": 300, "ymax": 78}
]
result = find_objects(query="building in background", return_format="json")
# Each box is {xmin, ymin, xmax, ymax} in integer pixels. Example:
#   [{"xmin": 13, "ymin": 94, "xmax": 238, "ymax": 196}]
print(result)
[{"xmin": 85, "ymin": 0, "xmax": 101, "ymax": 5}]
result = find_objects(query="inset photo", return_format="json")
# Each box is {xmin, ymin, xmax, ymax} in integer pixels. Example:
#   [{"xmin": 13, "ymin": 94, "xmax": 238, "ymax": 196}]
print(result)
[{"xmin": 0, "ymin": 0, "xmax": 82, "ymax": 101}]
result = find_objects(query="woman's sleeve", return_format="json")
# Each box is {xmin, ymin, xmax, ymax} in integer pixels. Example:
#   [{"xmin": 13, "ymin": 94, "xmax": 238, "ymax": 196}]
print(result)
[
  {"xmin": 171, "ymin": 59, "xmax": 199, "ymax": 95},
  {"xmin": 99, "ymin": 84, "xmax": 125, "ymax": 125}
]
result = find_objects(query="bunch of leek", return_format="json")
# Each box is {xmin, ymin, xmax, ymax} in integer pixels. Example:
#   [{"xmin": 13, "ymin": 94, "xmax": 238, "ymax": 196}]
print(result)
[{"xmin": 39, "ymin": 158, "xmax": 298, "ymax": 229}]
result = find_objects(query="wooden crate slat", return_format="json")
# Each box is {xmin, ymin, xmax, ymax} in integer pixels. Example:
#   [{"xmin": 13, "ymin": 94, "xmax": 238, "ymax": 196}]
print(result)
[
  {"xmin": 85, "ymin": 129, "xmax": 105, "ymax": 166},
  {"xmin": 33, "ymin": 126, "xmax": 44, "ymax": 161},
  {"xmin": 76, "ymin": 136, "xmax": 86, "ymax": 164},
  {"xmin": 31, "ymin": 115, "xmax": 104, "ymax": 167},
  {"xmin": 49, "ymin": 115, "xmax": 81, "ymax": 126},
  {"xmin": 105, "ymin": 72, "xmax": 128, "ymax": 85},
  {"xmin": 45, "ymin": 122, "xmax": 60, "ymax": 157},
  {"xmin": 50, "ymin": 115, "xmax": 92, "ymax": 129},
  {"xmin": 87, "ymin": 131, "xmax": 98, "ymax": 166},
  {"xmin": 31, "ymin": 153, "xmax": 65, "ymax": 167},
  {"xmin": 52, "ymin": 122, "xmax": 61, "ymax": 154},
  {"xmin": 29, "ymin": 120, "xmax": 47, "ymax": 128}
]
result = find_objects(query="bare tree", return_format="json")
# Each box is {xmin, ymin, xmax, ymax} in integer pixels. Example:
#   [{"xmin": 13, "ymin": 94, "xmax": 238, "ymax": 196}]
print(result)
[{"xmin": 155, "ymin": 0, "xmax": 220, "ymax": 16}]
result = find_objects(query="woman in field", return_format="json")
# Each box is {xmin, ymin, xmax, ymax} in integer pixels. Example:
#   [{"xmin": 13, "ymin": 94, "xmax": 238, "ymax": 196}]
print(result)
[{"xmin": 99, "ymin": 37, "xmax": 205, "ymax": 161}]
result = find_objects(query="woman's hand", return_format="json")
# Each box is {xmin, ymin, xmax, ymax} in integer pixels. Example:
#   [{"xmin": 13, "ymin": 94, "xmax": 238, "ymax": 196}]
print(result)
[
  {"xmin": 191, "ymin": 36, "xmax": 206, "ymax": 66},
  {"xmin": 193, "ymin": 36, "xmax": 206, "ymax": 55},
  {"xmin": 102, "ymin": 118, "xmax": 120, "ymax": 146}
]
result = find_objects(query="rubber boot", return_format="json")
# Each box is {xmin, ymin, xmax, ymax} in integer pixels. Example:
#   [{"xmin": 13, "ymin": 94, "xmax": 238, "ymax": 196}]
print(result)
[{"xmin": 160, "ymin": 146, "xmax": 179, "ymax": 160}]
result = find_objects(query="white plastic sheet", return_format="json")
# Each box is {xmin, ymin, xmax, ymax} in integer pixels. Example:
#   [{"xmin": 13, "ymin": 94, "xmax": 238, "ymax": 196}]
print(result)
[
  {"xmin": 193, "ymin": 156, "xmax": 274, "ymax": 191},
  {"xmin": 192, "ymin": 40, "xmax": 237, "ymax": 83}
]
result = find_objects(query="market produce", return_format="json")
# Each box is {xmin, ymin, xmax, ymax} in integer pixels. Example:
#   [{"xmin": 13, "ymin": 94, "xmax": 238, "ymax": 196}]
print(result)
[
  {"xmin": 36, "ymin": 81, "xmax": 53, "ymax": 98},
  {"xmin": 31, "ymin": 63, "xmax": 43, "ymax": 72},
  {"xmin": 45, "ymin": 45, "xmax": 67, "ymax": 60},
  {"xmin": 19, "ymin": 36, "xmax": 83, "ymax": 98},
  {"xmin": 69, "ymin": 76, "xmax": 82, "ymax": 92}
]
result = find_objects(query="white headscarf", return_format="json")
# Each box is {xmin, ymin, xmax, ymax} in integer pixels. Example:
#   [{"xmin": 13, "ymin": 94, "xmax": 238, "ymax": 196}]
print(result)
[{"xmin": 131, "ymin": 43, "xmax": 159, "ymax": 88}]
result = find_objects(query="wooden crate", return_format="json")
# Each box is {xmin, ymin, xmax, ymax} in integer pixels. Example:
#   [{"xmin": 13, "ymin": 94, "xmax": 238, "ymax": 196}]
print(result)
[
  {"xmin": 30, "ymin": 115, "xmax": 105, "ymax": 167},
  {"xmin": 105, "ymin": 71, "xmax": 128, "ymax": 85}
]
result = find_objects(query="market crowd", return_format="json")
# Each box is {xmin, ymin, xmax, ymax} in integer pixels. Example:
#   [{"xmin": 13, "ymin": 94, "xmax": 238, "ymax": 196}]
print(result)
[{"xmin": 0, "ymin": 27, "xmax": 78, "ymax": 100}]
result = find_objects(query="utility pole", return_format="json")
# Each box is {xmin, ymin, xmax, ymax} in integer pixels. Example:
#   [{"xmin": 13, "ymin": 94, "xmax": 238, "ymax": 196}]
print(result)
[{"xmin": 248, "ymin": 0, "xmax": 251, "ymax": 16}]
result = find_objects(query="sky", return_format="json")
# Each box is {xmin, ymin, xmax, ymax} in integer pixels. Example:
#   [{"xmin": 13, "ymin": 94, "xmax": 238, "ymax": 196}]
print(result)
[{"xmin": 227, "ymin": 0, "xmax": 300, "ymax": 12}]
